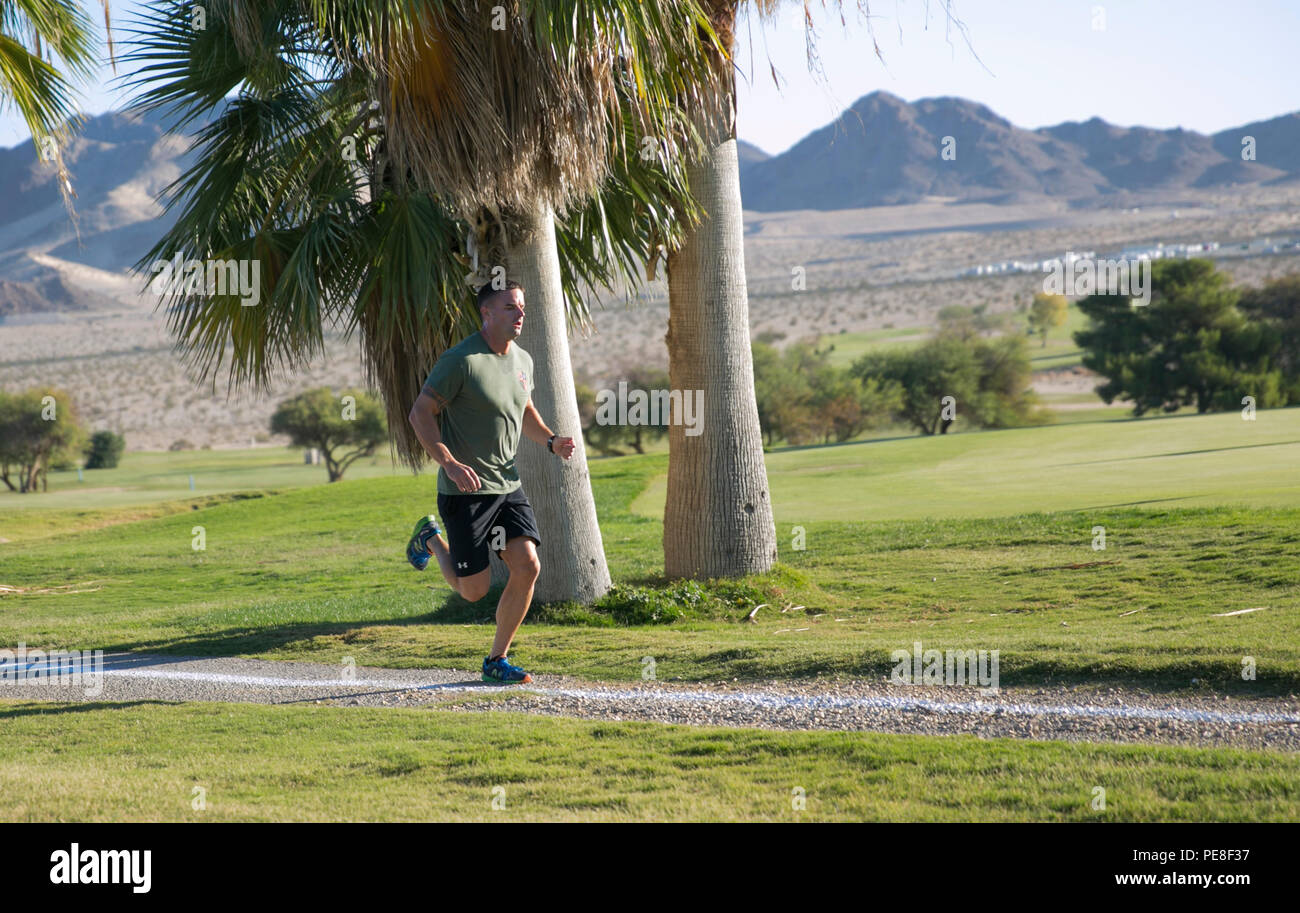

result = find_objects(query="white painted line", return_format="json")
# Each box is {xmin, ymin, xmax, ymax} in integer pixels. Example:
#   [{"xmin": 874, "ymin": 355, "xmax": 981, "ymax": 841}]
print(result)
[{"xmin": 7, "ymin": 660, "xmax": 1300, "ymax": 727}]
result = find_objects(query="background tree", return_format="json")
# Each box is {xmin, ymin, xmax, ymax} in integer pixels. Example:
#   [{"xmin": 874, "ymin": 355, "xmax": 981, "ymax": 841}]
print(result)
[
  {"xmin": 574, "ymin": 380, "xmax": 622, "ymax": 457},
  {"xmin": 0, "ymin": 388, "xmax": 86, "ymax": 492},
  {"xmin": 620, "ymin": 367, "xmax": 672, "ymax": 454},
  {"xmin": 1075, "ymin": 259, "xmax": 1286, "ymax": 415},
  {"xmin": 752, "ymin": 339, "xmax": 898, "ymax": 446},
  {"xmin": 786, "ymin": 339, "xmax": 898, "ymax": 443},
  {"xmin": 752, "ymin": 340, "xmax": 809, "ymax": 447},
  {"xmin": 575, "ymin": 368, "xmax": 674, "ymax": 455},
  {"xmin": 270, "ymin": 388, "xmax": 387, "ymax": 482},
  {"xmin": 937, "ymin": 303, "xmax": 1012, "ymax": 341},
  {"xmin": 1238, "ymin": 274, "xmax": 1300, "ymax": 403},
  {"xmin": 1028, "ymin": 293, "xmax": 1068, "ymax": 347},
  {"xmin": 84, "ymin": 430, "xmax": 126, "ymax": 469},
  {"xmin": 967, "ymin": 333, "xmax": 1046, "ymax": 428},
  {"xmin": 855, "ymin": 336, "xmax": 980, "ymax": 435},
  {"xmin": 854, "ymin": 332, "xmax": 1041, "ymax": 435},
  {"xmin": 0, "ymin": 391, "xmax": 20, "ymax": 491},
  {"xmin": 817, "ymin": 374, "xmax": 900, "ymax": 443}
]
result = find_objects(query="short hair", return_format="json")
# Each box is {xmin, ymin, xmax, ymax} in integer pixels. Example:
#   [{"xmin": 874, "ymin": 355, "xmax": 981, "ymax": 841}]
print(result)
[{"xmin": 477, "ymin": 279, "xmax": 524, "ymax": 313}]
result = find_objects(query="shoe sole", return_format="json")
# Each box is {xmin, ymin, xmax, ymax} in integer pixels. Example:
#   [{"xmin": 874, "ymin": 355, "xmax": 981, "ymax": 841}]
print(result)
[
  {"xmin": 406, "ymin": 517, "xmax": 438, "ymax": 570},
  {"xmin": 405, "ymin": 543, "xmax": 429, "ymax": 570},
  {"xmin": 481, "ymin": 673, "xmax": 532, "ymax": 684}
]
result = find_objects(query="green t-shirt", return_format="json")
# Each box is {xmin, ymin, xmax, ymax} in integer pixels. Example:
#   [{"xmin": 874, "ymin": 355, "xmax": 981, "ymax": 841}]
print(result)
[{"xmin": 422, "ymin": 332, "xmax": 534, "ymax": 495}]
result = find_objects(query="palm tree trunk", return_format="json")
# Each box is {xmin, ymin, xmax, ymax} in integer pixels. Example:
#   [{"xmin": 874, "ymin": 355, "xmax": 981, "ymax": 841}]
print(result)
[
  {"xmin": 501, "ymin": 201, "xmax": 613, "ymax": 603},
  {"xmin": 663, "ymin": 130, "xmax": 777, "ymax": 578}
]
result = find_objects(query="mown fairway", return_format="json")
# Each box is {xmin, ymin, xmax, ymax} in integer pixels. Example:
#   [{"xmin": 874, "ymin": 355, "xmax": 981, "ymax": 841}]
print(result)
[
  {"xmin": 820, "ymin": 302, "xmax": 1090, "ymax": 372},
  {"xmin": 0, "ymin": 446, "xmax": 408, "ymax": 516},
  {"xmin": 636, "ymin": 407, "xmax": 1300, "ymax": 522}
]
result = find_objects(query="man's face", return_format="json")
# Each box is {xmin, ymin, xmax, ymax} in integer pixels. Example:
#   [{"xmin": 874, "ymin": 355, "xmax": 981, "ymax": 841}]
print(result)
[{"xmin": 485, "ymin": 288, "xmax": 525, "ymax": 337}]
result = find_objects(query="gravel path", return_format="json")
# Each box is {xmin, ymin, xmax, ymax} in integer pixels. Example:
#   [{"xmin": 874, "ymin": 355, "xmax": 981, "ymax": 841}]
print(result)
[{"xmin": 4, "ymin": 652, "xmax": 1299, "ymax": 751}]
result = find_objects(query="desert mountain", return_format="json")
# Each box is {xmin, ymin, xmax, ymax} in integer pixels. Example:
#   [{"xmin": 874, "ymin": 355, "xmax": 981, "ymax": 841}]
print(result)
[
  {"xmin": 740, "ymin": 91, "xmax": 1300, "ymax": 211},
  {"xmin": 3, "ymin": 95, "xmax": 1300, "ymax": 313}
]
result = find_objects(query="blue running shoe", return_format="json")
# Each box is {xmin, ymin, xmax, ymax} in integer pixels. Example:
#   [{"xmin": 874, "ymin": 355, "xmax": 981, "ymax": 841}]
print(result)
[
  {"xmin": 406, "ymin": 515, "xmax": 441, "ymax": 570},
  {"xmin": 482, "ymin": 654, "xmax": 532, "ymax": 684}
]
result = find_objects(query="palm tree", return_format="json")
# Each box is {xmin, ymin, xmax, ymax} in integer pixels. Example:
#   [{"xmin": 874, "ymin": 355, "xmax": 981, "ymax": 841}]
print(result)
[
  {"xmin": 0, "ymin": 0, "xmax": 106, "ymax": 219},
  {"xmin": 660, "ymin": 1, "xmax": 967, "ymax": 579},
  {"xmin": 121, "ymin": 0, "xmax": 719, "ymax": 603},
  {"xmin": 662, "ymin": 0, "xmax": 778, "ymax": 579},
  {"xmin": 351, "ymin": 0, "xmax": 721, "ymax": 602}
]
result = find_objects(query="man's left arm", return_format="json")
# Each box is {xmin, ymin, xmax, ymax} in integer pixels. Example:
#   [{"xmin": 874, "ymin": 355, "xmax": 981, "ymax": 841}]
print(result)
[{"xmin": 522, "ymin": 399, "xmax": 576, "ymax": 460}]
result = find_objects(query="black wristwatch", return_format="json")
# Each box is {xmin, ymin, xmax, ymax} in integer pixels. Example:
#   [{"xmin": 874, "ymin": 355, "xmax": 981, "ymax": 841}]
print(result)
[{"xmin": 547, "ymin": 434, "xmax": 557, "ymax": 453}]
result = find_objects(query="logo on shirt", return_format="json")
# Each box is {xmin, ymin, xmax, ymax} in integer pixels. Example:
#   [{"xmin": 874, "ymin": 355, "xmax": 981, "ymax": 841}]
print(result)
[{"xmin": 517, "ymin": 370, "xmax": 528, "ymax": 391}]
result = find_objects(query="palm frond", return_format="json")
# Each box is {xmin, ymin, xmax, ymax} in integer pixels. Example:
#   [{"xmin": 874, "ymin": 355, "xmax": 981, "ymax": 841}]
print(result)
[
  {"xmin": 348, "ymin": 192, "xmax": 479, "ymax": 468},
  {"xmin": 0, "ymin": 0, "xmax": 99, "ymax": 223},
  {"xmin": 308, "ymin": 0, "xmax": 727, "ymax": 221},
  {"xmin": 119, "ymin": 0, "xmax": 720, "ymax": 469}
]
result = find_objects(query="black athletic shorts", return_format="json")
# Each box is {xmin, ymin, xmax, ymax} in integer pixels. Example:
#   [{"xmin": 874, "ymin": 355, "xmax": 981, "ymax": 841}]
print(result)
[{"xmin": 436, "ymin": 487, "xmax": 542, "ymax": 577}]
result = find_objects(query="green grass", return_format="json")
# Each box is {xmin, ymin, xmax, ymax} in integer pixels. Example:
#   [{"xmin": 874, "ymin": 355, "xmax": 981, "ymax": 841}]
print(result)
[
  {"xmin": 1, "ymin": 446, "xmax": 409, "ymax": 513},
  {"xmin": 3, "ymin": 408, "xmax": 1298, "ymax": 822},
  {"xmin": 3, "ymin": 699, "xmax": 1297, "ymax": 821},
  {"xmin": 634, "ymin": 408, "xmax": 1300, "ymax": 522},
  {"xmin": 1044, "ymin": 406, "xmax": 1137, "ymax": 425},
  {"xmin": 814, "ymin": 326, "xmax": 928, "ymax": 370},
  {"xmin": 1027, "ymin": 302, "xmax": 1092, "ymax": 371},
  {"xmin": 1, "ymin": 407, "xmax": 1297, "ymax": 693},
  {"xmin": 814, "ymin": 304, "xmax": 1091, "ymax": 374}
]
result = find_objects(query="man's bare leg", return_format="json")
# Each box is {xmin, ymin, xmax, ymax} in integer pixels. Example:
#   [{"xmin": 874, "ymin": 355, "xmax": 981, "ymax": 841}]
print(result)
[
  {"xmin": 489, "ymin": 537, "xmax": 540, "ymax": 659},
  {"xmin": 424, "ymin": 533, "xmax": 492, "ymax": 601},
  {"xmin": 423, "ymin": 532, "xmax": 460, "ymax": 591}
]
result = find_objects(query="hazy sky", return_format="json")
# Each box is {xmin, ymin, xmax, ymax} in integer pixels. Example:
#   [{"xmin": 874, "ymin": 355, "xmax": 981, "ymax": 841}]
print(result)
[{"xmin": 3, "ymin": 0, "xmax": 1299, "ymax": 153}]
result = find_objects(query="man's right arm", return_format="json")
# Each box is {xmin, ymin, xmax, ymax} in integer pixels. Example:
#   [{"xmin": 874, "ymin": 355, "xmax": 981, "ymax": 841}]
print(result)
[{"xmin": 408, "ymin": 391, "xmax": 482, "ymax": 492}]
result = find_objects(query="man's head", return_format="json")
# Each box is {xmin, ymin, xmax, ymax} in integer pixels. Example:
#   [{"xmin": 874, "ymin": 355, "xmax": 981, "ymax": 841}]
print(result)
[{"xmin": 478, "ymin": 280, "xmax": 525, "ymax": 340}]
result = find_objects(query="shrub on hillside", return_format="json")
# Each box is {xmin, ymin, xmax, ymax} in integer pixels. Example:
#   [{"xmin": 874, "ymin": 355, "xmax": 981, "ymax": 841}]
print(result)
[{"xmin": 85, "ymin": 430, "xmax": 126, "ymax": 469}]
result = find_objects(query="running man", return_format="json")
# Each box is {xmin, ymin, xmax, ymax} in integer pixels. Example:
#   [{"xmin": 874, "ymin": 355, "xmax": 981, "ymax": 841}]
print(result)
[{"xmin": 404, "ymin": 280, "xmax": 576, "ymax": 684}]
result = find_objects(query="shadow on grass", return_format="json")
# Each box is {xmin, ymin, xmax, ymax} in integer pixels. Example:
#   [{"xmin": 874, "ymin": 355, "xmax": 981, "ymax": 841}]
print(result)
[
  {"xmin": 0, "ymin": 700, "xmax": 175, "ymax": 719},
  {"xmin": 77, "ymin": 618, "xmax": 1300, "ymax": 696},
  {"xmin": 676, "ymin": 651, "xmax": 1299, "ymax": 697},
  {"xmin": 97, "ymin": 582, "xmax": 619, "ymax": 657},
  {"xmin": 1054, "ymin": 439, "xmax": 1300, "ymax": 467},
  {"xmin": 104, "ymin": 614, "xmax": 470, "ymax": 660}
]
